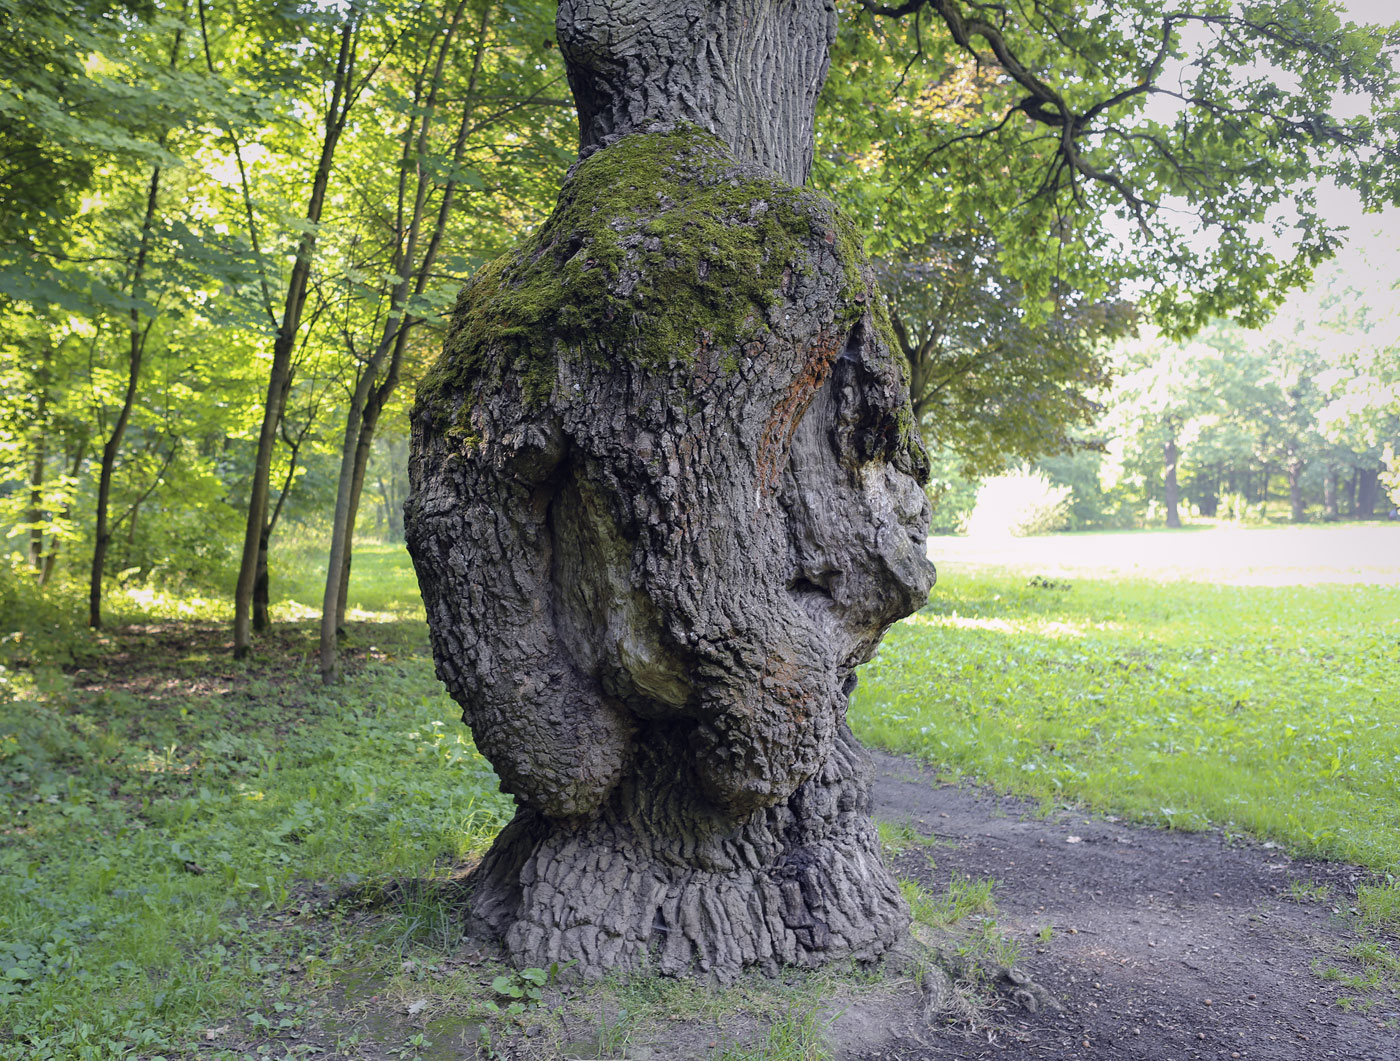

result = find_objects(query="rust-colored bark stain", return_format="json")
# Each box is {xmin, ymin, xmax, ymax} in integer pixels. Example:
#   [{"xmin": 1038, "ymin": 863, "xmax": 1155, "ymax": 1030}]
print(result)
[
  {"xmin": 761, "ymin": 647, "xmax": 812, "ymax": 725},
  {"xmin": 755, "ymin": 332, "xmax": 841, "ymax": 495}
]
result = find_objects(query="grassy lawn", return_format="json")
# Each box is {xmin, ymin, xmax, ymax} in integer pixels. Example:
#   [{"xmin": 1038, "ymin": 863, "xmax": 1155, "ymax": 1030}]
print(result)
[
  {"xmin": 0, "ymin": 547, "xmax": 516, "ymax": 1059},
  {"xmin": 3, "ymin": 529, "xmax": 1397, "ymax": 1057},
  {"xmin": 850, "ymin": 553, "xmax": 1400, "ymax": 880}
]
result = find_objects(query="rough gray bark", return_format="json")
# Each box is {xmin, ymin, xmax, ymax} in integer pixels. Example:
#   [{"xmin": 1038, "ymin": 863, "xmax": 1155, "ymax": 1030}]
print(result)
[
  {"xmin": 559, "ymin": 0, "xmax": 835, "ymax": 185},
  {"xmin": 406, "ymin": 0, "xmax": 932, "ymax": 982}
]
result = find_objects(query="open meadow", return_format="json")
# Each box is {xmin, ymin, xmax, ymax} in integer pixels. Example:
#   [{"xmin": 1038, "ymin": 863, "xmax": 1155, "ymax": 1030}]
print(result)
[
  {"xmin": 852, "ymin": 523, "xmax": 1400, "ymax": 875},
  {"xmin": 2, "ymin": 523, "xmax": 1398, "ymax": 1058}
]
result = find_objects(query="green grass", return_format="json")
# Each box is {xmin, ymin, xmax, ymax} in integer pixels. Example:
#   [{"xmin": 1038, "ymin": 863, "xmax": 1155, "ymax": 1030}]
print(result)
[
  {"xmin": 850, "ymin": 564, "xmax": 1400, "ymax": 876},
  {"xmin": 6, "ymin": 533, "xmax": 1400, "ymax": 1056},
  {"xmin": 0, "ymin": 552, "xmax": 513, "ymax": 1060},
  {"xmin": 901, "ymin": 874, "xmax": 996, "ymax": 929},
  {"xmin": 269, "ymin": 542, "xmax": 430, "ymax": 624},
  {"xmin": 710, "ymin": 1008, "xmax": 834, "ymax": 1061}
]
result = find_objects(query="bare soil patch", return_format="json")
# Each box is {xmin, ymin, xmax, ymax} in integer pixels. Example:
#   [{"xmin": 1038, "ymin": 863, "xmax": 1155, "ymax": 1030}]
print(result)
[{"xmin": 862, "ymin": 752, "xmax": 1400, "ymax": 1061}]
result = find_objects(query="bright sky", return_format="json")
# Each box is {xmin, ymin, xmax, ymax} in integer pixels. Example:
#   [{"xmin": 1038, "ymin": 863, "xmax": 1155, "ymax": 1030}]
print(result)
[
  {"xmin": 1117, "ymin": 0, "xmax": 1400, "ymax": 320},
  {"xmin": 1339, "ymin": 0, "xmax": 1396, "ymax": 24},
  {"xmin": 1289, "ymin": 0, "xmax": 1399, "ymax": 301}
]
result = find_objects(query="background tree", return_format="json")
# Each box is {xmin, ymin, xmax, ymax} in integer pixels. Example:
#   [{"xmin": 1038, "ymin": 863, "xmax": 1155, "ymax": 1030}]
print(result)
[
  {"xmin": 877, "ymin": 231, "xmax": 1134, "ymax": 476},
  {"xmin": 231, "ymin": 0, "xmax": 377, "ymax": 659},
  {"xmin": 1091, "ymin": 267, "xmax": 1400, "ymax": 530},
  {"xmin": 317, "ymin": 0, "xmax": 570, "ymax": 681}
]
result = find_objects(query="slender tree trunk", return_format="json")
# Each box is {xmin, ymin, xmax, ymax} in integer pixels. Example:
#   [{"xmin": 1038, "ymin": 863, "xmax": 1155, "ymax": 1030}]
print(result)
[
  {"xmin": 1198, "ymin": 472, "xmax": 1218, "ymax": 518},
  {"xmin": 333, "ymin": 330, "xmax": 411, "ymax": 632},
  {"xmin": 234, "ymin": 16, "xmax": 358, "ymax": 659},
  {"xmin": 333, "ymin": 418, "xmax": 373, "ymax": 632},
  {"xmin": 252, "ymin": 441, "xmax": 300, "ymax": 632},
  {"xmin": 252, "ymin": 525, "xmax": 272, "ymax": 632},
  {"xmin": 90, "ymin": 162, "xmax": 163, "ymax": 629},
  {"xmin": 321, "ymin": 364, "xmax": 376, "ymax": 681},
  {"xmin": 27, "ymin": 358, "xmax": 49, "ymax": 574},
  {"xmin": 377, "ymin": 472, "xmax": 396, "ymax": 538},
  {"xmin": 1288, "ymin": 457, "xmax": 1305, "ymax": 522},
  {"xmin": 1323, "ymin": 464, "xmax": 1338, "ymax": 520},
  {"xmin": 322, "ymin": 0, "xmax": 483, "ymax": 674},
  {"xmin": 406, "ymin": 0, "xmax": 934, "ymax": 981},
  {"xmin": 1163, "ymin": 437, "xmax": 1181, "ymax": 528},
  {"xmin": 1358, "ymin": 467, "xmax": 1379, "ymax": 519},
  {"xmin": 28, "ymin": 434, "xmax": 47, "ymax": 572}
]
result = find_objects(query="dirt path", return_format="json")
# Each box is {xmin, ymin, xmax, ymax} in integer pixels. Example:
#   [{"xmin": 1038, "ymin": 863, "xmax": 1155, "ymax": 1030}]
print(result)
[
  {"xmin": 926, "ymin": 524, "xmax": 1400, "ymax": 586},
  {"xmin": 861, "ymin": 752, "xmax": 1399, "ymax": 1061}
]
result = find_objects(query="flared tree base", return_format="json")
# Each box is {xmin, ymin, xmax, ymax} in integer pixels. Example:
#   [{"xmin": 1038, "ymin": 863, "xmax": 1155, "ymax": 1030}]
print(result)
[{"xmin": 465, "ymin": 727, "xmax": 909, "ymax": 982}]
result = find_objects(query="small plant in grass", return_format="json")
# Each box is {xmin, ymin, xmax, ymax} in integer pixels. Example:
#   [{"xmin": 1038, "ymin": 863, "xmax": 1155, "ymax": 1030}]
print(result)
[
  {"xmin": 902, "ymin": 874, "xmax": 997, "ymax": 929},
  {"xmin": 1286, "ymin": 879, "xmax": 1333, "ymax": 903},
  {"xmin": 954, "ymin": 919, "xmax": 1022, "ymax": 975},
  {"xmin": 1309, "ymin": 938, "xmax": 1400, "ymax": 1013},
  {"xmin": 486, "ymin": 965, "xmax": 556, "ymax": 1019},
  {"xmin": 1349, "ymin": 940, "xmax": 1400, "ymax": 975},
  {"xmin": 876, "ymin": 818, "xmax": 939, "ymax": 857},
  {"xmin": 594, "ymin": 1003, "xmax": 636, "ymax": 1055},
  {"xmin": 711, "ymin": 1007, "xmax": 835, "ymax": 1061}
]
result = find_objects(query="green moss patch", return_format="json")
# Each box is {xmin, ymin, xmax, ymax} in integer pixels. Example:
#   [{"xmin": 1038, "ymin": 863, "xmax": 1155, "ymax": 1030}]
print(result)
[{"xmin": 421, "ymin": 125, "xmax": 870, "ymax": 411}]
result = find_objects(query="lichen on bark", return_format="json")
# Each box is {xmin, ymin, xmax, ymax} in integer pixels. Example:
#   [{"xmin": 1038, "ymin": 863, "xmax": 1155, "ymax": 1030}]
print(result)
[{"xmin": 406, "ymin": 121, "xmax": 933, "ymax": 980}]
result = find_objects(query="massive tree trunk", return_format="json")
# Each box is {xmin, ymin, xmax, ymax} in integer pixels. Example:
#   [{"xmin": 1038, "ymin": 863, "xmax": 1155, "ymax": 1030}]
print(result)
[{"xmin": 405, "ymin": 0, "xmax": 934, "ymax": 981}]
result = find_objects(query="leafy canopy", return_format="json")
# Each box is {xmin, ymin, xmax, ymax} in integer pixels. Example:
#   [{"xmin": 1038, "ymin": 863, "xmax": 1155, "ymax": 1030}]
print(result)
[{"xmin": 822, "ymin": 0, "xmax": 1400, "ymax": 335}]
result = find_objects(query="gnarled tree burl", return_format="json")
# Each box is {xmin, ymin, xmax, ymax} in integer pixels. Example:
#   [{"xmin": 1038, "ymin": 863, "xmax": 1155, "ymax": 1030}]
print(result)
[{"xmin": 405, "ymin": 0, "xmax": 935, "ymax": 981}]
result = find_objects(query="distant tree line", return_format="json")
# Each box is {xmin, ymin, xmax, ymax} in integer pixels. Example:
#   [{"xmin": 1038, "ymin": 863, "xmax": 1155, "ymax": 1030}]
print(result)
[{"xmin": 924, "ymin": 261, "xmax": 1400, "ymax": 533}]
